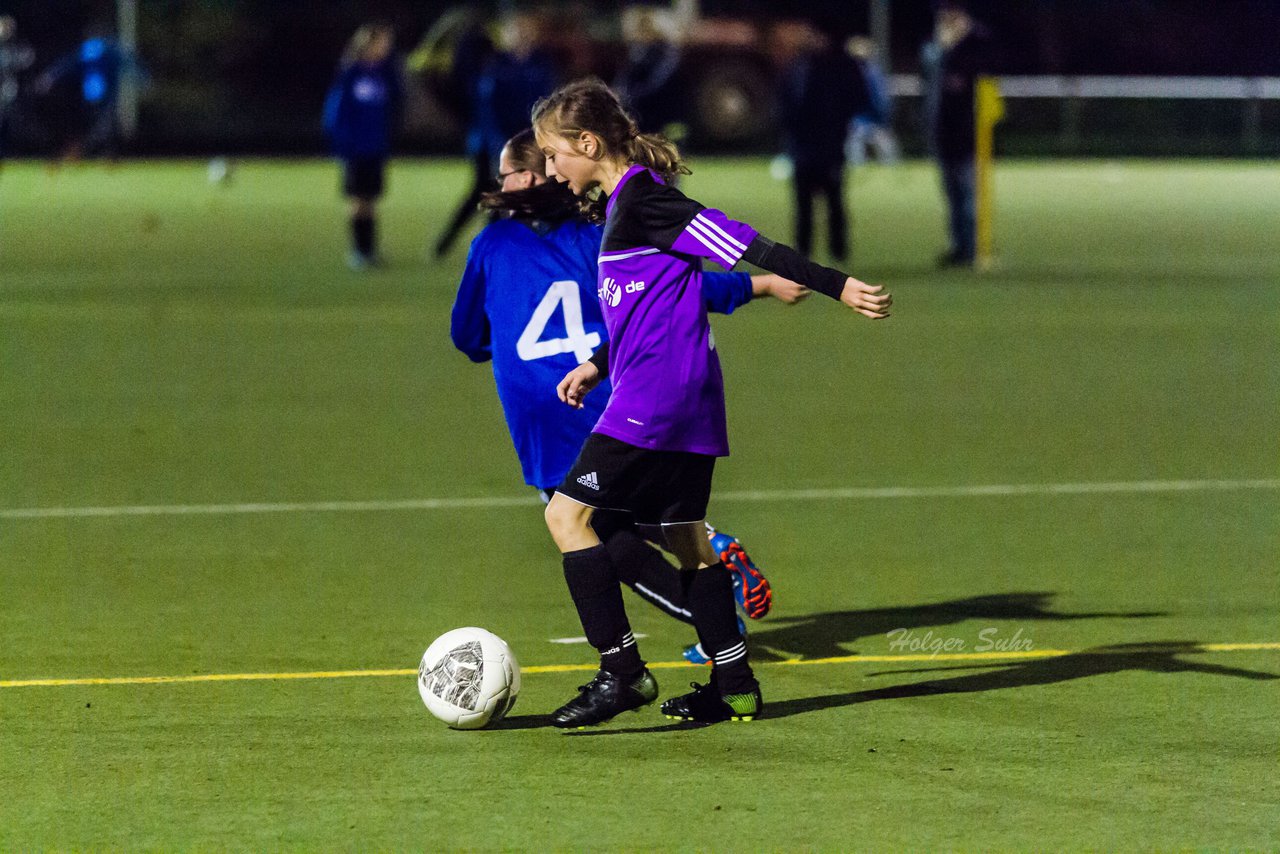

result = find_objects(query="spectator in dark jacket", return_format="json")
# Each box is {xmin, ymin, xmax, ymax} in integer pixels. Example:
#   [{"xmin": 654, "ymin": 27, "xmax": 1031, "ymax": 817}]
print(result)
[
  {"xmin": 778, "ymin": 20, "xmax": 871, "ymax": 261},
  {"xmin": 432, "ymin": 12, "xmax": 557, "ymax": 258},
  {"xmin": 324, "ymin": 23, "xmax": 403, "ymax": 270},
  {"xmin": 614, "ymin": 5, "xmax": 683, "ymax": 136},
  {"xmin": 922, "ymin": 1, "xmax": 993, "ymax": 267}
]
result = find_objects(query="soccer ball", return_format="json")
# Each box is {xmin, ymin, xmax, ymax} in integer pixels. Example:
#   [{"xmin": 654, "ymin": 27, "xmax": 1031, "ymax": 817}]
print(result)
[
  {"xmin": 417, "ymin": 627, "xmax": 520, "ymax": 730},
  {"xmin": 206, "ymin": 156, "xmax": 234, "ymax": 184}
]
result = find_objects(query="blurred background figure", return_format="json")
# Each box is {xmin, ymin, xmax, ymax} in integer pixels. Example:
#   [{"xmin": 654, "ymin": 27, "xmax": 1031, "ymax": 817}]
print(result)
[
  {"xmin": 922, "ymin": 0, "xmax": 994, "ymax": 268},
  {"xmin": 431, "ymin": 11, "xmax": 557, "ymax": 259},
  {"xmin": 35, "ymin": 28, "xmax": 144, "ymax": 163},
  {"xmin": 409, "ymin": 9, "xmax": 494, "ymax": 249},
  {"xmin": 844, "ymin": 35, "xmax": 899, "ymax": 168},
  {"xmin": 614, "ymin": 5, "xmax": 684, "ymax": 140},
  {"xmin": 407, "ymin": 7, "xmax": 490, "ymax": 138},
  {"xmin": 776, "ymin": 18, "xmax": 870, "ymax": 262},
  {"xmin": 0, "ymin": 15, "xmax": 34, "ymax": 166},
  {"xmin": 323, "ymin": 23, "xmax": 403, "ymax": 271}
]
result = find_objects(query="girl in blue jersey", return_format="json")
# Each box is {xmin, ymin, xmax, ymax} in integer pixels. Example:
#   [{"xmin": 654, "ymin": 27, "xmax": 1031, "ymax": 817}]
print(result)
[
  {"xmin": 533, "ymin": 79, "xmax": 891, "ymax": 727},
  {"xmin": 450, "ymin": 129, "xmax": 802, "ymax": 661},
  {"xmin": 324, "ymin": 24, "xmax": 403, "ymax": 270}
]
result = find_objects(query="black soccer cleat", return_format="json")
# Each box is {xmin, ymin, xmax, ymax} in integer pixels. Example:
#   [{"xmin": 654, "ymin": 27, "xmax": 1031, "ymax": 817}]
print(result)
[
  {"xmin": 551, "ymin": 668, "xmax": 659, "ymax": 729},
  {"xmin": 661, "ymin": 681, "xmax": 763, "ymax": 723}
]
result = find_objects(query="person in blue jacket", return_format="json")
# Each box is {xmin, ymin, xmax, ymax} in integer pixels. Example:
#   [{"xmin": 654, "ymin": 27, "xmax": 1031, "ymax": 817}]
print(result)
[
  {"xmin": 324, "ymin": 23, "xmax": 403, "ymax": 270},
  {"xmin": 845, "ymin": 36, "xmax": 899, "ymax": 167},
  {"xmin": 451, "ymin": 129, "xmax": 808, "ymax": 662},
  {"xmin": 36, "ymin": 30, "xmax": 143, "ymax": 162}
]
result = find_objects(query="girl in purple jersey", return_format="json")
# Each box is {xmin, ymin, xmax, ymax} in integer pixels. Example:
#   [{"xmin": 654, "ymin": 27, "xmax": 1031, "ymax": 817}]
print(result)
[
  {"xmin": 533, "ymin": 79, "xmax": 891, "ymax": 728},
  {"xmin": 454, "ymin": 129, "xmax": 802, "ymax": 662}
]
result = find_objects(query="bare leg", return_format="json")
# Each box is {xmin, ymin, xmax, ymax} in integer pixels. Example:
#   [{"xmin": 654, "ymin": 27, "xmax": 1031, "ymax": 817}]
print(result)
[{"xmin": 545, "ymin": 492, "xmax": 600, "ymax": 553}]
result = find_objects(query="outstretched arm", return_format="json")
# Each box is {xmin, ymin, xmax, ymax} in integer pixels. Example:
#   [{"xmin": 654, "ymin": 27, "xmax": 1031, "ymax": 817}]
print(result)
[
  {"xmin": 634, "ymin": 182, "xmax": 889, "ymax": 317},
  {"xmin": 701, "ymin": 271, "xmax": 806, "ymax": 313},
  {"xmin": 700, "ymin": 271, "xmax": 752, "ymax": 315},
  {"xmin": 751, "ymin": 274, "xmax": 810, "ymax": 305},
  {"xmin": 741, "ymin": 235, "xmax": 891, "ymax": 319}
]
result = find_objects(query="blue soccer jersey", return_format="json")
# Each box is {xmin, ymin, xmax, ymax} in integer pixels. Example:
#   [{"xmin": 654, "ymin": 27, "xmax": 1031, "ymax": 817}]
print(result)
[
  {"xmin": 451, "ymin": 217, "xmax": 754, "ymax": 490},
  {"xmin": 323, "ymin": 56, "xmax": 403, "ymax": 159}
]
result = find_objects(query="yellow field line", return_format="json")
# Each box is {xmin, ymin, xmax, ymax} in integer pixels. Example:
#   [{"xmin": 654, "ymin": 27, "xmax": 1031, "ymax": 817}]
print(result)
[{"xmin": 3, "ymin": 642, "xmax": 1277, "ymax": 689}]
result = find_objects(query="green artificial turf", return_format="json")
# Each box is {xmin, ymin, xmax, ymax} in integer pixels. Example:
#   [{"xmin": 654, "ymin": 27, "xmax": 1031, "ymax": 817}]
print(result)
[{"xmin": 1, "ymin": 158, "xmax": 1277, "ymax": 849}]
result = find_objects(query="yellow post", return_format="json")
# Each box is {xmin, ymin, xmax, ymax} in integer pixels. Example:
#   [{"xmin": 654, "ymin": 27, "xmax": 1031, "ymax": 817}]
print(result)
[{"xmin": 974, "ymin": 76, "xmax": 1005, "ymax": 271}]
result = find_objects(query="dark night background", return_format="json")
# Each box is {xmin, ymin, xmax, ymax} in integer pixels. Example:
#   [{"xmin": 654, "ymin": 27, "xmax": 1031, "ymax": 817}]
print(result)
[{"xmin": 5, "ymin": 0, "xmax": 1279, "ymax": 155}]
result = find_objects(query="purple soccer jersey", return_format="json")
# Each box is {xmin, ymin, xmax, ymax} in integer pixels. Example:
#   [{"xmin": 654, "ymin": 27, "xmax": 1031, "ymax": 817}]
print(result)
[{"xmin": 591, "ymin": 165, "xmax": 759, "ymax": 456}]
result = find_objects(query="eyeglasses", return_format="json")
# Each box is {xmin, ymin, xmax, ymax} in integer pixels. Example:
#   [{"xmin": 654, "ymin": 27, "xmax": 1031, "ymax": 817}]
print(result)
[{"xmin": 495, "ymin": 169, "xmax": 529, "ymax": 184}]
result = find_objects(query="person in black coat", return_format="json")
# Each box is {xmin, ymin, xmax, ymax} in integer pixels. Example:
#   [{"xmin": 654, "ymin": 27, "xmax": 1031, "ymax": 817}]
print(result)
[
  {"xmin": 431, "ymin": 12, "xmax": 557, "ymax": 258},
  {"xmin": 922, "ymin": 1, "xmax": 994, "ymax": 267},
  {"xmin": 614, "ymin": 5, "xmax": 683, "ymax": 136},
  {"xmin": 778, "ymin": 20, "xmax": 871, "ymax": 262}
]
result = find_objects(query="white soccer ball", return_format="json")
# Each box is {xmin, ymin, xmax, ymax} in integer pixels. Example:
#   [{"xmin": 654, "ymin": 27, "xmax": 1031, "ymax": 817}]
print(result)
[
  {"xmin": 417, "ymin": 627, "xmax": 521, "ymax": 730},
  {"xmin": 206, "ymin": 157, "xmax": 233, "ymax": 184}
]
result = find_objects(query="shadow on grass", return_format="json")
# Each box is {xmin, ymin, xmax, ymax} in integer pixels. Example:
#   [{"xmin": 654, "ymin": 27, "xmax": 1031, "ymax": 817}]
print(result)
[
  {"xmin": 763, "ymin": 640, "xmax": 1279, "ymax": 720},
  {"xmin": 500, "ymin": 594, "xmax": 1269, "ymax": 733},
  {"xmin": 565, "ymin": 640, "xmax": 1279, "ymax": 734},
  {"xmin": 747, "ymin": 591, "xmax": 1163, "ymax": 662},
  {"xmin": 563, "ymin": 721, "xmax": 697, "ymax": 737},
  {"xmin": 486, "ymin": 713, "xmax": 553, "ymax": 731},
  {"xmin": 488, "ymin": 712, "xmax": 694, "ymax": 735}
]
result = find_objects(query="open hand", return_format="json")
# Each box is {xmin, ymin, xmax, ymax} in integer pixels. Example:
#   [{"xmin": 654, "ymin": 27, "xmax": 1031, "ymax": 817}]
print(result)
[{"xmin": 840, "ymin": 277, "xmax": 892, "ymax": 319}]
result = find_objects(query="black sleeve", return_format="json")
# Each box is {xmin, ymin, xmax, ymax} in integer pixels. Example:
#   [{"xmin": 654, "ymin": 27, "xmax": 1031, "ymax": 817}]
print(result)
[
  {"xmin": 588, "ymin": 341, "xmax": 610, "ymax": 377},
  {"xmin": 633, "ymin": 181, "xmax": 704, "ymax": 251},
  {"xmin": 740, "ymin": 235, "xmax": 847, "ymax": 300}
]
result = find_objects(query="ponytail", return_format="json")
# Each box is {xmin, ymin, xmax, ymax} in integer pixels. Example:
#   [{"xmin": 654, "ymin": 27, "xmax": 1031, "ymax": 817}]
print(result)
[{"xmin": 625, "ymin": 132, "xmax": 690, "ymax": 185}]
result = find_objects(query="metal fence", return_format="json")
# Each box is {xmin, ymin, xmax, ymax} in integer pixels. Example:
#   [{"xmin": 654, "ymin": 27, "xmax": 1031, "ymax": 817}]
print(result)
[{"xmin": 892, "ymin": 75, "xmax": 1280, "ymax": 156}]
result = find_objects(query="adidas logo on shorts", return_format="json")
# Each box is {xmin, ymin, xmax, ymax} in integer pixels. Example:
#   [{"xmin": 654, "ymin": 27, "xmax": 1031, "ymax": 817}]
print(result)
[{"xmin": 576, "ymin": 472, "xmax": 600, "ymax": 490}]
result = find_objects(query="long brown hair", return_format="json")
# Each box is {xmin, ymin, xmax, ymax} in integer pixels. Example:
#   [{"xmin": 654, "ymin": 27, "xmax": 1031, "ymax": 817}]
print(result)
[
  {"xmin": 479, "ymin": 129, "xmax": 587, "ymax": 223},
  {"xmin": 531, "ymin": 78, "xmax": 689, "ymax": 186}
]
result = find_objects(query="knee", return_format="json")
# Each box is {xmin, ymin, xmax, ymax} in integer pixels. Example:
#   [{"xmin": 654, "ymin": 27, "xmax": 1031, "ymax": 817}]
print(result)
[
  {"xmin": 661, "ymin": 521, "xmax": 717, "ymax": 569},
  {"xmin": 545, "ymin": 495, "xmax": 593, "ymax": 550}
]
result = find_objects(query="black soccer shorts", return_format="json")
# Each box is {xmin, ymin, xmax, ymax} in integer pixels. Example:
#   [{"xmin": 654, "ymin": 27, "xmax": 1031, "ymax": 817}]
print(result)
[
  {"xmin": 342, "ymin": 156, "xmax": 386, "ymax": 199},
  {"xmin": 556, "ymin": 432, "xmax": 716, "ymax": 526}
]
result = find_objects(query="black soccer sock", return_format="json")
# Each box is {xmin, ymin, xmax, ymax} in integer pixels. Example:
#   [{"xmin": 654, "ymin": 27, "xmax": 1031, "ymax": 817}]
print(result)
[
  {"xmin": 603, "ymin": 529, "xmax": 694, "ymax": 625},
  {"xmin": 351, "ymin": 215, "xmax": 375, "ymax": 257},
  {"xmin": 681, "ymin": 564, "xmax": 756, "ymax": 694},
  {"xmin": 562, "ymin": 545, "xmax": 645, "ymax": 678}
]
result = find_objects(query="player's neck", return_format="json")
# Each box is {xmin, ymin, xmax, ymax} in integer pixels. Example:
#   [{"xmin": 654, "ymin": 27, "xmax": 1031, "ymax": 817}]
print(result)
[{"xmin": 596, "ymin": 161, "xmax": 633, "ymax": 196}]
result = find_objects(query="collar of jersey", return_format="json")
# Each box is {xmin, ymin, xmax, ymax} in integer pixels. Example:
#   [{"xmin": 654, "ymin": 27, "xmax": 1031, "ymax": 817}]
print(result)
[{"xmin": 605, "ymin": 164, "xmax": 658, "ymax": 219}]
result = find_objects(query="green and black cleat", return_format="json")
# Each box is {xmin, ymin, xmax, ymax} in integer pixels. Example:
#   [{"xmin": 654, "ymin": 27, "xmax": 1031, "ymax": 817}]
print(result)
[
  {"xmin": 661, "ymin": 681, "xmax": 762, "ymax": 723},
  {"xmin": 552, "ymin": 668, "xmax": 659, "ymax": 729}
]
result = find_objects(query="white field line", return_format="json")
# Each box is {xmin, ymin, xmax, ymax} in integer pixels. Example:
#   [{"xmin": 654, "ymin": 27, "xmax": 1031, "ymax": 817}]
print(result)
[
  {"xmin": 1, "ymin": 478, "xmax": 1277, "ymax": 521},
  {"xmin": 549, "ymin": 634, "xmax": 647, "ymax": 645}
]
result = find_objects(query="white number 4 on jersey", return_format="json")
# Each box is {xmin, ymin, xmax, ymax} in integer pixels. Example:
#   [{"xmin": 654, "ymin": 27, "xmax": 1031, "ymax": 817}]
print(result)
[{"xmin": 516, "ymin": 280, "xmax": 602, "ymax": 364}]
